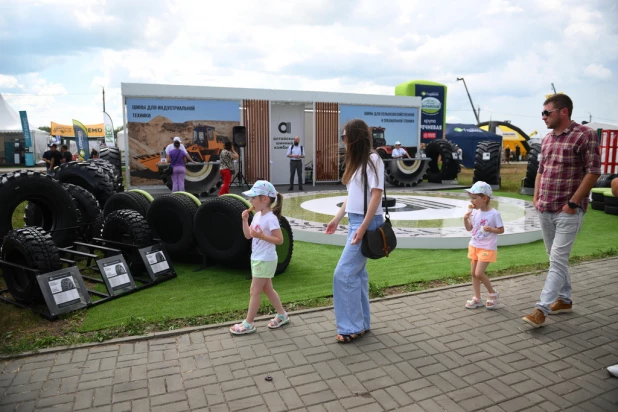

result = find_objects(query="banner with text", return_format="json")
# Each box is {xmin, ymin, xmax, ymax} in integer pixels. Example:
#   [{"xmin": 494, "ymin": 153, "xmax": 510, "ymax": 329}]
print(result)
[
  {"xmin": 339, "ymin": 105, "xmax": 419, "ymax": 147},
  {"xmin": 51, "ymin": 122, "xmax": 105, "ymax": 137},
  {"xmin": 417, "ymin": 84, "xmax": 446, "ymax": 142},
  {"xmin": 19, "ymin": 111, "xmax": 32, "ymax": 148},
  {"xmin": 270, "ymin": 103, "xmax": 305, "ymax": 184},
  {"xmin": 103, "ymin": 112, "xmax": 115, "ymax": 146},
  {"xmin": 72, "ymin": 120, "xmax": 89, "ymax": 160}
]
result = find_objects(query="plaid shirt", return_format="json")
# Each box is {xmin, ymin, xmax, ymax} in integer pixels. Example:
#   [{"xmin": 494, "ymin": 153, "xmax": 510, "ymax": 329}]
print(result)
[{"xmin": 537, "ymin": 122, "xmax": 601, "ymax": 212}]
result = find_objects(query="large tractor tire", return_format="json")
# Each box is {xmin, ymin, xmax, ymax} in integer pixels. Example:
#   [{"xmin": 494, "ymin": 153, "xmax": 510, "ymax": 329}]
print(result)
[
  {"xmin": 275, "ymin": 216, "xmax": 294, "ymax": 275},
  {"xmin": 425, "ymin": 140, "xmax": 460, "ymax": 181},
  {"xmin": 101, "ymin": 209, "xmax": 154, "ymax": 276},
  {"xmin": 53, "ymin": 162, "xmax": 115, "ymax": 207},
  {"xmin": 522, "ymin": 143, "xmax": 541, "ymax": 188},
  {"xmin": 595, "ymin": 173, "xmax": 618, "ymax": 188},
  {"xmin": 146, "ymin": 193, "xmax": 200, "ymax": 258},
  {"xmin": 473, "ymin": 141, "xmax": 502, "ymax": 186},
  {"xmin": 103, "ymin": 191, "xmax": 151, "ymax": 218},
  {"xmin": 383, "ymin": 155, "xmax": 428, "ymax": 187},
  {"xmin": 0, "ymin": 170, "xmax": 79, "ymax": 247},
  {"xmin": 99, "ymin": 147, "xmax": 122, "ymax": 174},
  {"xmin": 1, "ymin": 227, "xmax": 61, "ymax": 302},
  {"xmin": 159, "ymin": 162, "xmax": 221, "ymax": 196},
  {"xmin": 62, "ymin": 183, "xmax": 101, "ymax": 242},
  {"xmin": 92, "ymin": 212, "xmax": 105, "ymax": 240},
  {"xmin": 194, "ymin": 197, "xmax": 252, "ymax": 262},
  {"xmin": 87, "ymin": 158, "xmax": 124, "ymax": 193}
]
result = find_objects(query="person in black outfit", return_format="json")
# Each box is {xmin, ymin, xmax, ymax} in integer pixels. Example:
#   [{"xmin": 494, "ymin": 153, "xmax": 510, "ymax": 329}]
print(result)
[
  {"xmin": 287, "ymin": 136, "xmax": 305, "ymax": 191},
  {"xmin": 42, "ymin": 144, "xmax": 63, "ymax": 175},
  {"xmin": 60, "ymin": 145, "xmax": 72, "ymax": 163}
]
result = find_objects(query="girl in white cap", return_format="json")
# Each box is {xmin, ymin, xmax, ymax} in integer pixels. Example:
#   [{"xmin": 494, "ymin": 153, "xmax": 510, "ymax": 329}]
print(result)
[
  {"xmin": 230, "ymin": 180, "xmax": 289, "ymax": 334},
  {"xmin": 463, "ymin": 181, "xmax": 504, "ymax": 309}
]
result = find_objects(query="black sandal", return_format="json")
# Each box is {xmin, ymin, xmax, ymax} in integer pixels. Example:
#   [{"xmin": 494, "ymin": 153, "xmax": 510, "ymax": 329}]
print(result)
[{"xmin": 336, "ymin": 333, "xmax": 361, "ymax": 343}]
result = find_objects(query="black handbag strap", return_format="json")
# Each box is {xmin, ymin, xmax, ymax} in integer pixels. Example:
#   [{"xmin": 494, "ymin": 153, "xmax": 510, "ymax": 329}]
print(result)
[
  {"xmin": 170, "ymin": 150, "xmax": 181, "ymax": 164},
  {"xmin": 363, "ymin": 159, "xmax": 389, "ymax": 220}
]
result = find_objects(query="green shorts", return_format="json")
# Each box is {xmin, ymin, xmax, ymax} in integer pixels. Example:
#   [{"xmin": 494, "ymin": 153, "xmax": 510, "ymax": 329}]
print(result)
[{"xmin": 251, "ymin": 260, "xmax": 277, "ymax": 279}]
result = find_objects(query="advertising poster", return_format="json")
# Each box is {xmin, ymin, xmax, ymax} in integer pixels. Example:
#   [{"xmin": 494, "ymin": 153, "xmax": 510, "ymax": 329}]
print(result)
[
  {"xmin": 145, "ymin": 249, "xmax": 170, "ymax": 275},
  {"xmin": 52, "ymin": 122, "xmax": 105, "ymax": 137},
  {"xmin": 339, "ymin": 105, "xmax": 419, "ymax": 147},
  {"xmin": 48, "ymin": 274, "xmax": 80, "ymax": 308},
  {"xmin": 103, "ymin": 112, "xmax": 115, "ymax": 146},
  {"xmin": 19, "ymin": 111, "xmax": 32, "ymax": 148},
  {"xmin": 72, "ymin": 119, "xmax": 90, "ymax": 160},
  {"xmin": 270, "ymin": 103, "xmax": 305, "ymax": 184},
  {"xmin": 416, "ymin": 84, "xmax": 446, "ymax": 142},
  {"xmin": 126, "ymin": 98, "xmax": 240, "ymax": 186}
]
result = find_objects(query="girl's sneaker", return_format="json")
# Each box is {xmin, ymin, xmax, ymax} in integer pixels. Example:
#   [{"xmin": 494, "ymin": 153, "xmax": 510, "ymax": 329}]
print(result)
[
  {"xmin": 230, "ymin": 320, "xmax": 256, "ymax": 335},
  {"xmin": 465, "ymin": 296, "xmax": 484, "ymax": 309}
]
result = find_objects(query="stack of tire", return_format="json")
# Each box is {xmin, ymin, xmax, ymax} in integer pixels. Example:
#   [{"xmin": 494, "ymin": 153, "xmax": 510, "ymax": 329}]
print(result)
[
  {"xmin": 98, "ymin": 147, "xmax": 124, "ymax": 193},
  {"xmin": 52, "ymin": 160, "xmax": 115, "ymax": 207},
  {"xmin": 590, "ymin": 174, "xmax": 618, "ymax": 216},
  {"xmin": 473, "ymin": 141, "xmax": 502, "ymax": 186},
  {"xmin": 193, "ymin": 194, "xmax": 294, "ymax": 275},
  {"xmin": 521, "ymin": 143, "xmax": 541, "ymax": 190},
  {"xmin": 425, "ymin": 140, "xmax": 461, "ymax": 183}
]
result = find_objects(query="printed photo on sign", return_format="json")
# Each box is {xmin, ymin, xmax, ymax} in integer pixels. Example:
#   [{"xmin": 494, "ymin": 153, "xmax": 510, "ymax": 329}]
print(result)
[
  {"xmin": 48, "ymin": 275, "xmax": 80, "ymax": 308},
  {"xmin": 102, "ymin": 261, "xmax": 131, "ymax": 290},
  {"xmin": 146, "ymin": 250, "xmax": 169, "ymax": 274},
  {"xmin": 339, "ymin": 105, "xmax": 419, "ymax": 148}
]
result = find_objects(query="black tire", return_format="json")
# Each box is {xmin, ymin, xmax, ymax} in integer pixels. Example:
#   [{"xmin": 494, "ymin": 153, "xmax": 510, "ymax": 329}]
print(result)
[
  {"xmin": 62, "ymin": 183, "xmax": 102, "ymax": 242},
  {"xmin": 382, "ymin": 197, "xmax": 396, "ymax": 208},
  {"xmin": 53, "ymin": 162, "xmax": 115, "ymax": 207},
  {"xmin": 523, "ymin": 143, "xmax": 541, "ymax": 188},
  {"xmin": 384, "ymin": 157, "xmax": 428, "ymax": 187},
  {"xmin": 591, "ymin": 192, "xmax": 605, "ymax": 202},
  {"xmin": 92, "ymin": 213, "xmax": 104, "ymax": 240},
  {"xmin": 425, "ymin": 140, "xmax": 460, "ymax": 180},
  {"xmin": 104, "ymin": 191, "xmax": 151, "ymax": 218},
  {"xmin": 146, "ymin": 194, "xmax": 200, "ymax": 258},
  {"xmin": 159, "ymin": 163, "xmax": 221, "ymax": 194},
  {"xmin": 99, "ymin": 147, "xmax": 122, "ymax": 174},
  {"xmin": 604, "ymin": 205, "xmax": 618, "ymax": 215},
  {"xmin": 605, "ymin": 196, "xmax": 618, "ymax": 207},
  {"xmin": 101, "ymin": 210, "xmax": 153, "ymax": 276},
  {"xmin": 87, "ymin": 158, "xmax": 124, "ymax": 193},
  {"xmin": 595, "ymin": 174, "xmax": 618, "ymax": 188},
  {"xmin": 23, "ymin": 202, "xmax": 43, "ymax": 227},
  {"xmin": 473, "ymin": 141, "xmax": 502, "ymax": 185},
  {"xmin": 591, "ymin": 201, "xmax": 605, "ymax": 211},
  {"xmin": 275, "ymin": 216, "xmax": 294, "ymax": 275},
  {"xmin": 1, "ymin": 227, "xmax": 61, "ymax": 302},
  {"xmin": 194, "ymin": 197, "xmax": 252, "ymax": 261},
  {"xmin": 0, "ymin": 170, "xmax": 79, "ymax": 247}
]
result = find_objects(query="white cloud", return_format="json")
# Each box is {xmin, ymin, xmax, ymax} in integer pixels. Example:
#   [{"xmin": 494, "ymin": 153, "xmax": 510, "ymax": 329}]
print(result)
[
  {"xmin": 584, "ymin": 64, "xmax": 612, "ymax": 80},
  {"xmin": 0, "ymin": 75, "xmax": 18, "ymax": 88}
]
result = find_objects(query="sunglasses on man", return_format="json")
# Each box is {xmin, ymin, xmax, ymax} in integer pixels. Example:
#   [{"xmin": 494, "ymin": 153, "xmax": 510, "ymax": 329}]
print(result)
[{"xmin": 541, "ymin": 108, "xmax": 561, "ymax": 117}]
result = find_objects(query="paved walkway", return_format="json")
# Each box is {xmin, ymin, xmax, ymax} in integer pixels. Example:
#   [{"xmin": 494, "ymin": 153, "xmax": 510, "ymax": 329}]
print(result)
[{"xmin": 1, "ymin": 258, "xmax": 617, "ymax": 412}]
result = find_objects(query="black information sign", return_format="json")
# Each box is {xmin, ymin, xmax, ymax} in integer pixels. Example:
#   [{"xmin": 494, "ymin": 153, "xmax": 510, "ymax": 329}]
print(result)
[
  {"xmin": 96, "ymin": 255, "xmax": 136, "ymax": 296},
  {"xmin": 139, "ymin": 245, "xmax": 174, "ymax": 280},
  {"xmin": 36, "ymin": 267, "xmax": 91, "ymax": 317}
]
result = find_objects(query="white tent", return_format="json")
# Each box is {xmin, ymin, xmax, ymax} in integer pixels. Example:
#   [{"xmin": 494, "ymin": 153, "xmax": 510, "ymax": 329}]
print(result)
[
  {"xmin": 583, "ymin": 121, "xmax": 618, "ymax": 131},
  {"xmin": 0, "ymin": 93, "xmax": 50, "ymax": 165}
]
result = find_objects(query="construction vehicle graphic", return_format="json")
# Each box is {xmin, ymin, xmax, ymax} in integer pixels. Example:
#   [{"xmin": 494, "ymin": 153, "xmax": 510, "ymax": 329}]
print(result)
[{"xmin": 134, "ymin": 124, "xmax": 230, "ymax": 195}]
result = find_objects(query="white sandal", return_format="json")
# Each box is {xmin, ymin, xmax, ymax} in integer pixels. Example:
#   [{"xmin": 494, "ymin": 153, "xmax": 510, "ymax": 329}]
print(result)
[
  {"xmin": 268, "ymin": 313, "xmax": 290, "ymax": 329},
  {"xmin": 230, "ymin": 320, "xmax": 256, "ymax": 335},
  {"xmin": 465, "ymin": 296, "xmax": 484, "ymax": 309},
  {"xmin": 486, "ymin": 291, "xmax": 499, "ymax": 310}
]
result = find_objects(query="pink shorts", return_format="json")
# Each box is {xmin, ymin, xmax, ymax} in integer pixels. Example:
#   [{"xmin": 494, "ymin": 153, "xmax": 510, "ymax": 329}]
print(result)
[{"xmin": 468, "ymin": 245, "xmax": 497, "ymax": 263}]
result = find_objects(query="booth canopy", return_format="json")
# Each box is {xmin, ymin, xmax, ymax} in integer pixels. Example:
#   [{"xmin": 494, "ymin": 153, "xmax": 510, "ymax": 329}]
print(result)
[
  {"xmin": 445, "ymin": 123, "xmax": 502, "ymax": 168},
  {"xmin": 0, "ymin": 93, "xmax": 21, "ymax": 130}
]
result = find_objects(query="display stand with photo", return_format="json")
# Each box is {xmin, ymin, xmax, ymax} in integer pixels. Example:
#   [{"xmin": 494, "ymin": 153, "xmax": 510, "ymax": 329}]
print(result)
[
  {"xmin": 96, "ymin": 255, "xmax": 136, "ymax": 296},
  {"xmin": 139, "ymin": 245, "xmax": 175, "ymax": 280},
  {"xmin": 36, "ymin": 267, "xmax": 91, "ymax": 317}
]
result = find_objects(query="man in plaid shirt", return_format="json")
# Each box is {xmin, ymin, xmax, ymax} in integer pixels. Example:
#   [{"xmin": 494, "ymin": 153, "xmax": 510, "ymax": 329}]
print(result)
[{"xmin": 523, "ymin": 94, "xmax": 601, "ymax": 328}]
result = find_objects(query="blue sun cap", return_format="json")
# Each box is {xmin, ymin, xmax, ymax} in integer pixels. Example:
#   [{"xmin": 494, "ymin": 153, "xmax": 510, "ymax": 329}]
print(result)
[
  {"xmin": 464, "ymin": 181, "xmax": 493, "ymax": 197},
  {"xmin": 243, "ymin": 180, "xmax": 277, "ymax": 198}
]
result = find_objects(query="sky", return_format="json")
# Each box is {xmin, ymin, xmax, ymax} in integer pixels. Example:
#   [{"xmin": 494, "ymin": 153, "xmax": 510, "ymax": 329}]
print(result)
[{"xmin": 1, "ymin": 0, "xmax": 617, "ymax": 136}]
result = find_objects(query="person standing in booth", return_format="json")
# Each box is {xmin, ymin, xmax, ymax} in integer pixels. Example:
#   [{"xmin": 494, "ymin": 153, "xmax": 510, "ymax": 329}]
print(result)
[
  {"xmin": 391, "ymin": 141, "xmax": 411, "ymax": 159},
  {"xmin": 219, "ymin": 141, "xmax": 238, "ymax": 196},
  {"xmin": 287, "ymin": 136, "xmax": 304, "ymax": 191}
]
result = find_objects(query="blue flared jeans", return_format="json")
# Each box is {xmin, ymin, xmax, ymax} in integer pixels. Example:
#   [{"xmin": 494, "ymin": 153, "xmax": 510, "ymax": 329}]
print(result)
[{"xmin": 333, "ymin": 212, "xmax": 384, "ymax": 335}]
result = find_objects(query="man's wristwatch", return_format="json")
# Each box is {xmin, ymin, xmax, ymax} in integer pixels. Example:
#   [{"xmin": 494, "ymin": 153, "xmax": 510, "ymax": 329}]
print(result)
[{"xmin": 567, "ymin": 201, "xmax": 580, "ymax": 209}]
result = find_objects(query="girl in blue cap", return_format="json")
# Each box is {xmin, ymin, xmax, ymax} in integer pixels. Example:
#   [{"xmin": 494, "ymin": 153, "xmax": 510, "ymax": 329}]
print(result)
[{"xmin": 230, "ymin": 180, "xmax": 289, "ymax": 335}]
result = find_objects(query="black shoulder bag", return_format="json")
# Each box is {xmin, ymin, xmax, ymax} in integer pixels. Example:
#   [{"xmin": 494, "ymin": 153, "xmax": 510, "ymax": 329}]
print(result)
[{"xmin": 361, "ymin": 166, "xmax": 397, "ymax": 259}]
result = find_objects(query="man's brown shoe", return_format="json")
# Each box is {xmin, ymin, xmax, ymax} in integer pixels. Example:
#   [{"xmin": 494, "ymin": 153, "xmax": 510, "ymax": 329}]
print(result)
[
  {"xmin": 549, "ymin": 298, "xmax": 572, "ymax": 314},
  {"xmin": 522, "ymin": 308, "xmax": 546, "ymax": 328}
]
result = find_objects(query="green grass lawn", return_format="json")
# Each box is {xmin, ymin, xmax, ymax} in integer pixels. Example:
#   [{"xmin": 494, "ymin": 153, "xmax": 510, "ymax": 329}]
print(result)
[{"xmin": 80, "ymin": 194, "xmax": 618, "ymax": 331}]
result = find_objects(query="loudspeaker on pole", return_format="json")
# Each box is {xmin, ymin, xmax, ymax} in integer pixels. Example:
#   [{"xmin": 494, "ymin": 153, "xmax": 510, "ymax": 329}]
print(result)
[{"xmin": 233, "ymin": 126, "xmax": 247, "ymax": 148}]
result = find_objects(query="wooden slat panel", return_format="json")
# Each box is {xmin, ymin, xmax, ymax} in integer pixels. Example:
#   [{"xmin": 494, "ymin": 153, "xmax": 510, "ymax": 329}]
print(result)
[
  {"xmin": 315, "ymin": 102, "xmax": 339, "ymax": 182},
  {"xmin": 242, "ymin": 100, "xmax": 270, "ymax": 183}
]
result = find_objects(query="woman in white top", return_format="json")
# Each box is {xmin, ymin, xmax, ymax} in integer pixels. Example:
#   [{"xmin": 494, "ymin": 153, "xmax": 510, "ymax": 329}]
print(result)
[{"xmin": 326, "ymin": 119, "xmax": 385, "ymax": 343}]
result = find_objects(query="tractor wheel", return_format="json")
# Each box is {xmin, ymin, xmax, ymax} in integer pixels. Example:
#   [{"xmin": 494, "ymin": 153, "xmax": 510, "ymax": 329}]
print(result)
[
  {"xmin": 522, "ymin": 143, "xmax": 541, "ymax": 188},
  {"xmin": 99, "ymin": 147, "xmax": 122, "ymax": 175},
  {"xmin": 384, "ymin": 156, "xmax": 428, "ymax": 187},
  {"xmin": 87, "ymin": 158, "xmax": 123, "ymax": 193},
  {"xmin": 275, "ymin": 216, "xmax": 294, "ymax": 275},
  {"xmin": 146, "ymin": 193, "xmax": 200, "ymax": 258},
  {"xmin": 425, "ymin": 140, "xmax": 460, "ymax": 181},
  {"xmin": 0, "ymin": 170, "xmax": 79, "ymax": 247},
  {"xmin": 1, "ymin": 227, "xmax": 61, "ymax": 302},
  {"xmin": 159, "ymin": 163, "xmax": 221, "ymax": 195},
  {"xmin": 53, "ymin": 162, "xmax": 115, "ymax": 207},
  {"xmin": 473, "ymin": 141, "xmax": 502, "ymax": 185}
]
